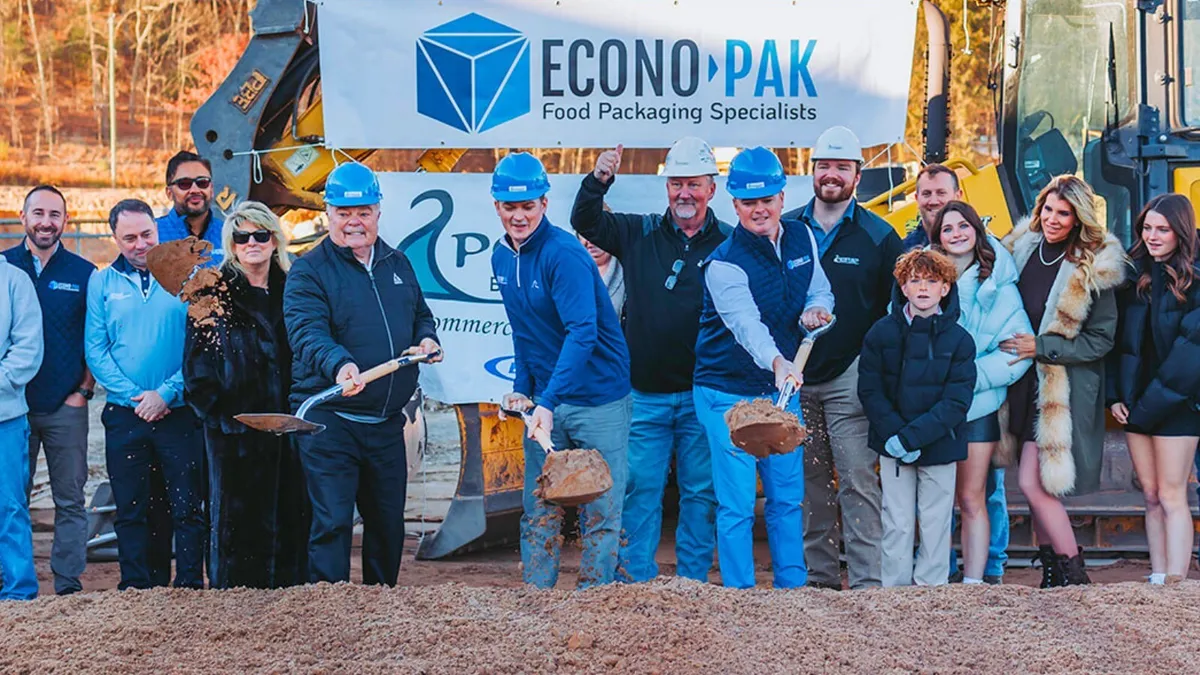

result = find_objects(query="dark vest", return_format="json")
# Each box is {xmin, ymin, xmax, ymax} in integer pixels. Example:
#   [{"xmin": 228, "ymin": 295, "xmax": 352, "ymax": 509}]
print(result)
[{"xmin": 693, "ymin": 220, "xmax": 815, "ymax": 396}]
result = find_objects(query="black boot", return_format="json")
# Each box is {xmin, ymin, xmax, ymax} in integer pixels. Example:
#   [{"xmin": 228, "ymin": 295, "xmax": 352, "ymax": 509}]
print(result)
[
  {"xmin": 1062, "ymin": 547, "xmax": 1091, "ymax": 586},
  {"xmin": 1034, "ymin": 545, "xmax": 1065, "ymax": 589}
]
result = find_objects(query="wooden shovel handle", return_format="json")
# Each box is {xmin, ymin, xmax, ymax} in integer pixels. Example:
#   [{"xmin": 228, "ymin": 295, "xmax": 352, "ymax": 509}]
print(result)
[
  {"xmin": 341, "ymin": 352, "xmax": 438, "ymax": 393},
  {"xmin": 792, "ymin": 339, "xmax": 817, "ymax": 372},
  {"xmin": 530, "ymin": 424, "xmax": 556, "ymax": 452}
]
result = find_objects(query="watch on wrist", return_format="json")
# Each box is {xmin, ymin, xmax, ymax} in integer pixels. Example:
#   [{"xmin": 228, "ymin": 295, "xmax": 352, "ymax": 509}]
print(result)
[{"xmin": 77, "ymin": 387, "xmax": 94, "ymax": 401}]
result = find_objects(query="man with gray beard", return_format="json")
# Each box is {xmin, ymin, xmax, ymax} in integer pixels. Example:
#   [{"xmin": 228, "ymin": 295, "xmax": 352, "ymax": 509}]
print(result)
[{"xmin": 570, "ymin": 137, "xmax": 731, "ymax": 584}]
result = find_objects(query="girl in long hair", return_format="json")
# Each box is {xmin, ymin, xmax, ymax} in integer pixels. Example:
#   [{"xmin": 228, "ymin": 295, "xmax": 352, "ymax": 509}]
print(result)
[
  {"xmin": 998, "ymin": 175, "xmax": 1127, "ymax": 587},
  {"xmin": 931, "ymin": 201, "xmax": 1032, "ymax": 585},
  {"xmin": 1108, "ymin": 193, "xmax": 1200, "ymax": 583}
]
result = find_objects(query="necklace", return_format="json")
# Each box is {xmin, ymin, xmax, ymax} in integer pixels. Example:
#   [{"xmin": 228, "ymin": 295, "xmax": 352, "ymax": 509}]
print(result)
[{"xmin": 1038, "ymin": 239, "xmax": 1067, "ymax": 266}]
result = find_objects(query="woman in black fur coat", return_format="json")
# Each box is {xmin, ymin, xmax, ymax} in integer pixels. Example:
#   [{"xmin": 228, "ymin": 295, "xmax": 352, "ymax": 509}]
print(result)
[{"xmin": 184, "ymin": 200, "xmax": 309, "ymax": 589}]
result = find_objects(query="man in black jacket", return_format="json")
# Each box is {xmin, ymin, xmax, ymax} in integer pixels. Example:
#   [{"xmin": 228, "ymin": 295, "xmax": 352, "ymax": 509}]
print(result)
[
  {"xmin": 783, "ymin": 125, "xmax": 903, "ymax": 590},
  {"xmin": 570, "ymin": 137, "xmax": 731, "ymax": 583},
  {"xmin": 284, "ymin": 162, "xmax": 442, "ymax": 586}
]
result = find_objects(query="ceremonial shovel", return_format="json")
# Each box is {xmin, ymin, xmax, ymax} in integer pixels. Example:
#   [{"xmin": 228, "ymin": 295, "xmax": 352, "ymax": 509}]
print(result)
[{"xmin": 235, "ymin": 351, "xmax": 440, "ymax": 435}]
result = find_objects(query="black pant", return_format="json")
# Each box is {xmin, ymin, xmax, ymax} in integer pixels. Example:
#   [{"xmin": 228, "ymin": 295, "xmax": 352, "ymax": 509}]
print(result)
[
  {"xmin": 103, "ymin": 404, "xmax": 206, "ymax": 590},
  {"xmin": 296, "ymin": 409, "xmax": 407, "ymax": 586}
]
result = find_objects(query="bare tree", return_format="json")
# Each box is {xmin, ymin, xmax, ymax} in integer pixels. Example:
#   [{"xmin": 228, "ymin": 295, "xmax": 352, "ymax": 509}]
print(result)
[{"xmin": 24, "ymin": 0, "xmax": 53, "ymax": 153}]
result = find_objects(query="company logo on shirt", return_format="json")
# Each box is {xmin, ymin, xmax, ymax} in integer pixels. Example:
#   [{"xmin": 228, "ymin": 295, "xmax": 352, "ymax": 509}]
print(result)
[
  {"xmin": 108, "ymin": 291, "xmax": 131, "ymax": 301},
  {"xmin": 393, "ymin": 272, "xmax": 404, "ymax": 285},
  {"xmin": 47, "ymin": 281, "xmax": 81, "ymax": 292},
  {"xmin": 531, "ymin": 279, "xmax": 541, "ymax": 290},
  {"xmin": 832, "ymin": 255, "xmax": 860, "ymax": 266},
  {"xmin": 786, "ymin": 255, "xmax": 811, "ymax": 269},
  {"xmin": 495, "ymin": 275, "xmax": 508, "ymax": 286}
]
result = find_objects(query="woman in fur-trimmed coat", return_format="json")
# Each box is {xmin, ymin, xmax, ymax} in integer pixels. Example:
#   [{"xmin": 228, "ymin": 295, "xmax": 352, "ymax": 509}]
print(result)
[{"xmin": 998, "ymin": 175, "xmax": 1126, "ymax": 588}]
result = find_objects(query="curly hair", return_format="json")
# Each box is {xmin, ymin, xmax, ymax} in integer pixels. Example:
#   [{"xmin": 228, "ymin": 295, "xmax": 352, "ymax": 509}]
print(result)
[
  {"xmin": 1130, "ymin": 193, "xmax": 1198, "ymax": 303},
  {"xmin": 893, "ymin": 247, "xmax": 958, "ymax": 286},
  {"xmin": 1029, "ymin": 175, "xmax": 1107, "ymax": 291},
  {"xmin": 930, "ymin": 200, "xmax": 996, "ymax": 281}
]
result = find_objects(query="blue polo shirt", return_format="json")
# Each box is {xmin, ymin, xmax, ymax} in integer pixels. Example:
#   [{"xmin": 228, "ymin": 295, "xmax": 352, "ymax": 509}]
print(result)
[
  {"xmin": 156, "ymin": 207, "xmax": 225, "ymax": 265},
  {"xmin": 1, "ymin": 242, "xmax": 96, "ymax": 413}
]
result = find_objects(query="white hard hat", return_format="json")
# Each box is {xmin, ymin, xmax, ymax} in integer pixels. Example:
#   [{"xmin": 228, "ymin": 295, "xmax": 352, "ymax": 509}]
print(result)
[
  {"xmin": 811, "ymin": 126, "xmax": 863, "ymax": 162},
  {"xmin": 662, "ymin": 136, "xmax": 718, "ymax": 177}
]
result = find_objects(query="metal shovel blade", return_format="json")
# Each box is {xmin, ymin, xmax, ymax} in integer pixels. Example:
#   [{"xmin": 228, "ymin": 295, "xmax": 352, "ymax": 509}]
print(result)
[{"xmin": 234, "ymin": 413, "xmax": 327, "ymax": 435}]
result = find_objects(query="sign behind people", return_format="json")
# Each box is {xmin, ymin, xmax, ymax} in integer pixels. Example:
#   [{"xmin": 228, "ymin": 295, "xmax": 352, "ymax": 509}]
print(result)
[{"xmin": 318, "ymin": 0, "xmax": 918, "ymax": 149}]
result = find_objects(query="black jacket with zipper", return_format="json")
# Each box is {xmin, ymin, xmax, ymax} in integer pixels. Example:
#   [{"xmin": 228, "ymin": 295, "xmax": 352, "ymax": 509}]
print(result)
[
  {"xmin": 283, "ymin": 236, "xmax": 438, "ymax": 416},
  {"xmin": 784, "ymin": 198, "xmax": 904, "ymax": 384},
  {"xmin": 570, "ymin": 172, "xmax": 731, "ymax": 393}
]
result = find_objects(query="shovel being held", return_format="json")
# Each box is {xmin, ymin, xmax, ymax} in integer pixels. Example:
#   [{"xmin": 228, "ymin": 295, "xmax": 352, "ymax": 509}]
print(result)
[
  {"xmin": 727, "ymin": 316, "xmax": 838, "ymax": 458},
  {"xmin": 235, "ymin": 351, "xmax": 440, "ymax": 435},
  {"xmin": 501, "ymin": 405, "xmax": 614, "ymax": 506}
]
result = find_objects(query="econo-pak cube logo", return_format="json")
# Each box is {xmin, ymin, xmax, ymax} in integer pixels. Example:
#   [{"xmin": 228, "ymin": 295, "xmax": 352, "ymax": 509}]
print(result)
[{"xmin": 416, "ymin": 13, "xmax": 531, "ymax": 134}]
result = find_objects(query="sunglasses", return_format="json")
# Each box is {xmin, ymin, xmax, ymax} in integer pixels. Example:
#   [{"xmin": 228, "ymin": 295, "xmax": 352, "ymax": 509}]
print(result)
[
  {"xmin": 170, "ymin": 177, "xmax": 212, "ymax": 190},
  {"xmin": 664, "ymin": 259, "xmax": 685, "ymax": 291},
  {"xmin": 232, "ymin": 230, "xmax": 273, "ymax": 244}
]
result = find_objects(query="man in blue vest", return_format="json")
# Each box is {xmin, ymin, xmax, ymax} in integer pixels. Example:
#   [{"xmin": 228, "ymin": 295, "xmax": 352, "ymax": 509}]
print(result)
[
  {"xmin": 2, "ymin": 185, "xmax": 96, "ymax": 595},
  {"xmin": 156, "ymin": 151, "xmax": 225, "ymax": 264},
  {"xmin": 691, "ymin": 147, "xmax": 834, "ymax": 589},
  {"xmin": 86, "ymin": 199, "xmax": 206, "ymax": 590},
  {"xmin": 490, "ymin": 152, "xmax": 633, "ymax": 589}
]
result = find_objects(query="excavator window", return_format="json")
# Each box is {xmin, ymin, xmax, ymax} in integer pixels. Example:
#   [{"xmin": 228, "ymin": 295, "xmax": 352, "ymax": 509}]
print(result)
[
  {"xmin": 1013, "ymin": 0, "xmax": 1136, "ymax": 239},
  {"xmin": 1182, "ymin": 1, "xmax": 1200, "ymax": 126}
]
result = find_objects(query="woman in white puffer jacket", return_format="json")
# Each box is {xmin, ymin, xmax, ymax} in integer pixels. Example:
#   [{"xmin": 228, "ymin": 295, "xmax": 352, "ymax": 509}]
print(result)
[{"xmin": 930, "ymin": 201, "xmax": 1033, "ymax": 584}]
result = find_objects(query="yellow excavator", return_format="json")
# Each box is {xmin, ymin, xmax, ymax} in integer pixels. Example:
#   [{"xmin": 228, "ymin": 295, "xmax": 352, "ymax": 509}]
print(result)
[{"xmin": 193, "ymin": 0, "xmax": 1200, "ymax": 559}]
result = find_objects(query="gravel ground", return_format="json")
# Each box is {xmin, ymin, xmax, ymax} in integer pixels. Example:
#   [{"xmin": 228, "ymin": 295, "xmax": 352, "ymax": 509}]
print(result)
[{"xmin": 2, "ymin": 578, "xmax": 1199, "ymax": 673}]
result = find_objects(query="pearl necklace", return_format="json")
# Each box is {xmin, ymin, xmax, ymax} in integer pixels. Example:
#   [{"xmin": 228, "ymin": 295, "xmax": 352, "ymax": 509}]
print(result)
[{"xmin": 1038, "ymin": 239, "xmax": 1067, "ymax": 266}]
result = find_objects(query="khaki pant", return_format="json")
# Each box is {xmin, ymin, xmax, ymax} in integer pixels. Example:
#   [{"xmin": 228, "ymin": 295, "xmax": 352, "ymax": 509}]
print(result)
[
  {"xmin": 880, "ymin": 456, "xmax": 956, "ymax": 587},
  {"xmin": 801, "ymin": 357, "xmax": 882, "ymax": 589}
]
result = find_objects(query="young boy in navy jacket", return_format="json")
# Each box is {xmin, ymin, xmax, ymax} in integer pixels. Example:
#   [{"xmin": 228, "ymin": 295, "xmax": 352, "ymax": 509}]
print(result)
[{"xmin": 858, "ymin": 249, "xmax": 976, "ymax": 587}]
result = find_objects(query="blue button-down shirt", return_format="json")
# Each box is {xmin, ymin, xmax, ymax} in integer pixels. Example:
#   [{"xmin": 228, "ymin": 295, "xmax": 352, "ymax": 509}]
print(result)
[{"xmin": 802, "ymin": 198, "xmax": 858, "ymax": 259}]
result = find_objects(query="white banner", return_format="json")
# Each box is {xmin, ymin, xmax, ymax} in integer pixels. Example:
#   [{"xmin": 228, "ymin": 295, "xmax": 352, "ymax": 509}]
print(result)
[
  {"xmin": 378, "ymin": 171, "xmax": 814, "ymax": 403},
  {"xmin": 318, "ymin": 0, "xmax": 919, "ymax": 149}
]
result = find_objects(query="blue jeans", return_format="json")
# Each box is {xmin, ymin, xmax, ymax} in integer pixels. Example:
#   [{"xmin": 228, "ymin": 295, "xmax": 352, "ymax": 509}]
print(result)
[
  {"xmin": 693, "ymin": 386, "xmax": 806, "ymax": 589},
  {"xmin": 0, "ymin": 416, "xmax": 36, "ymax": 600},
  {"xmin": 521, "ymin": 395, "xmax": 631, "ymax": 589},
  {"xmin": 949, "ymin": 467, "xmax": 1009, "ymax": 578},
  {"xmin": 618, "ymin": 389, "xmax": 715, "ymax": 583}
]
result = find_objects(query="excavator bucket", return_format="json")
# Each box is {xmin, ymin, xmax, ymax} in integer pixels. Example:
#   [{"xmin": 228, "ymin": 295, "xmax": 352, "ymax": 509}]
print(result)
[{"xmin": 416, "ymin": 403, "xmax": 526, "ymax": 559}]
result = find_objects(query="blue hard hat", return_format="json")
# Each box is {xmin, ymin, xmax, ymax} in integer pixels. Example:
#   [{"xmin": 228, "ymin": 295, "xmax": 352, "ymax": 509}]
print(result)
[
  {"xmin": 726, "ymin": 146, "xmax": 786, "ymax": 200},
  {"xmin": 324, "ymin": 162, "xmax": 382, "ymax": 207},
  {"xmin": 491, "ymin": 152, "xmax": 550, "ymax": 202}
]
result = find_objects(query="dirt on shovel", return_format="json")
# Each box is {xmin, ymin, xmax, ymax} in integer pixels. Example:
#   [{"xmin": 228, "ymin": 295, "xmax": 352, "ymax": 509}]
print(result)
[
  {"xmin": 535, "ymin": 449, "xmax": 613, "ymax": 506},
  {"xmin": 725, "ymin": 399, "xmax": 806, "ymax": 458}
]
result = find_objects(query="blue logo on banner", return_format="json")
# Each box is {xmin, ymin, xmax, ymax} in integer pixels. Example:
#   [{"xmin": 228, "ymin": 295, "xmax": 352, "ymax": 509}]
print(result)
[
  {"xmin": 484, "ymin": 355, "xmax": 517, "ymax": 382},
  {"xmin": 416, "ymin": 13, "xmax": 531, "ymax": 133}
]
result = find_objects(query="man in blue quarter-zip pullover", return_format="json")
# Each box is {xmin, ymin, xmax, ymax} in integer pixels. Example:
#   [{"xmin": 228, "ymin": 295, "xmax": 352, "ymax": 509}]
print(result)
[
  {"xmin": 284, "ymin": 162, "xmax": 442, "ymax": 587},
  {"xmin": 490, "ymin": 152, "xmax": 632, "ymax": 590},
  {"xmin": 156, "ymin": 151, "xmax": 225, "ymax": 264},
  {"xmin": 85, "ymin": 199, "xmax": 206, "ymax": 590},
  {"xmin": 692, "ymin": 147, "xmax": 834, "ymax": 590}
]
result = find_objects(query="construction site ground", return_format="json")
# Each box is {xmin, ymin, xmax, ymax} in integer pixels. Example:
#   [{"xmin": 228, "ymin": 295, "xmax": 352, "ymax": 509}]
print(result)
[{"xmin": 11, "ymin": 392, "xmax": 1200, "ymax": 673}]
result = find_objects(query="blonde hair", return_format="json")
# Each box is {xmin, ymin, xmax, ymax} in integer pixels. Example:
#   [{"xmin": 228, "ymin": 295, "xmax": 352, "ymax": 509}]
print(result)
[
  {"xmin": 1029, "ymin": 175, "xmax": 1107, "ymax": 290},
  {"xmin": 221, "ymin": 200, "xmax": 291, "ymax": 276}
]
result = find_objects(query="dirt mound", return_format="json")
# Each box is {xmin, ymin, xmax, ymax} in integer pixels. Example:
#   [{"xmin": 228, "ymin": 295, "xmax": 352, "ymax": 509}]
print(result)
[
  {"xmin": 535, "ymin": 449, "xmax": 613, "ymax": 506},
  {"xmin": 725, "ymin": 399, "xmax": 806, "ymax": 457},
  {"xmin": 2, "ymin": 578, "xmax": 1198, "ymax": 673}
]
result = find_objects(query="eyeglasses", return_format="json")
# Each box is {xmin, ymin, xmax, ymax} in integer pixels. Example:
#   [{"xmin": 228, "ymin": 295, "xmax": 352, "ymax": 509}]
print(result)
[
  {"xmin": 170, "ymin": 177, "xmax": 212, "ymax": 190},
  {"xmin": 232, "ymin": 230, "xmax": 273, "ymax": 244},
  {"xmin": 664, "ymin": 259, "xmax": 685, "ymax": 291}
]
